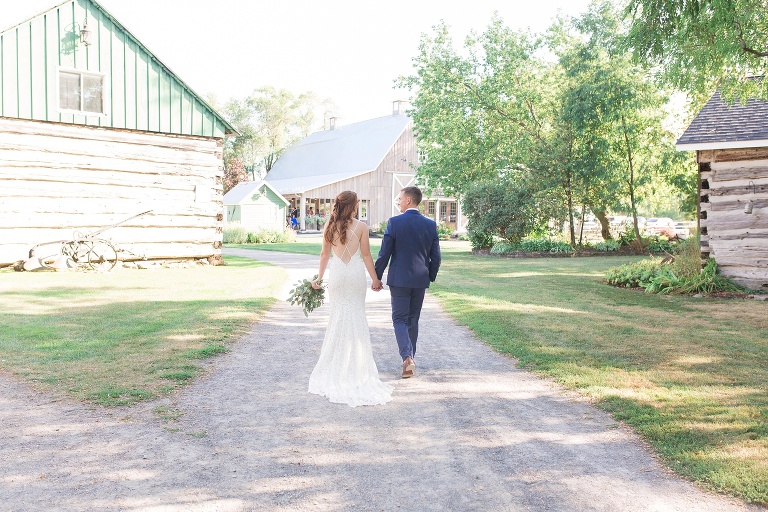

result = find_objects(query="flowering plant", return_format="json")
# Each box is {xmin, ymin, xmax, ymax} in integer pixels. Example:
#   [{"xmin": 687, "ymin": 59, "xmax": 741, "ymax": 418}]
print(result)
[{"xmin": 287, "ymin": 274, "xmax": 325, "ymax": 316}]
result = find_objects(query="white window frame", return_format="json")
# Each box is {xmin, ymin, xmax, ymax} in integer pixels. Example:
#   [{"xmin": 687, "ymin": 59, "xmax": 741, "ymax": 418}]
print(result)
[{"xmin": 57, "ymin": 67, "xmax": 109, "ymax": 117}]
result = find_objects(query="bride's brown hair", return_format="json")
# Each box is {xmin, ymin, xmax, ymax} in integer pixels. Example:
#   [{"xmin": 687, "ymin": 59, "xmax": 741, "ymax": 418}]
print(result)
[{"xmin": 324, "ymin": 191, "xmax": 358, "ymax": 245}]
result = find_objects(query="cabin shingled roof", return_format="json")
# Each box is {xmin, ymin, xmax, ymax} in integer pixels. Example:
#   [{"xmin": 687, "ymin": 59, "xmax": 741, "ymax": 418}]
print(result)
[{"xmin": 676, "ymin": 92, "xmax": 768, "ymax": 149}]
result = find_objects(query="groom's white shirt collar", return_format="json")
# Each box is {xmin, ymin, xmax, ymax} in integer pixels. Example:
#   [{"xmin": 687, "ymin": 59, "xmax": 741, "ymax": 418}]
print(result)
[{"xmin": 405, "ymin": 208, "xmax": 419, "ymax": 212}]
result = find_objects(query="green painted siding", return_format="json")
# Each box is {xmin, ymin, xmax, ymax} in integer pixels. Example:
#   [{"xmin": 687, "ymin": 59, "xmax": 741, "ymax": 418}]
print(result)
[{"xmin": 0, "ymin": 0, "xmax": 233, "ymax": 137}]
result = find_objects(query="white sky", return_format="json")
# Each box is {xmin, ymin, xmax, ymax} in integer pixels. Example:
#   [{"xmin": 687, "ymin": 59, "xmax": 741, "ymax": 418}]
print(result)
[{"xmin": 1, "ymin": 0, "xmax": 593, "ymax": 124}]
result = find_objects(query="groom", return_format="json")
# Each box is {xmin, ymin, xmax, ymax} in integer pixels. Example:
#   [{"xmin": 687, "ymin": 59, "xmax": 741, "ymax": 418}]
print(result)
[{"xmin": 374, "ymin": 186, "xmax": 441, "ymax": 378}]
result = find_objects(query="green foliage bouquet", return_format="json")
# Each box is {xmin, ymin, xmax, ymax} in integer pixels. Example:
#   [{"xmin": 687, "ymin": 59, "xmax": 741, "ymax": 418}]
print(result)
[{"xmin": 287, "ymin": 274, "xmax": 325, "ymax": 316}]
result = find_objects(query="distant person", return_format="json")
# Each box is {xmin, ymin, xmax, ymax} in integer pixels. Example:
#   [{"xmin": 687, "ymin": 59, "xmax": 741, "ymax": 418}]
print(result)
[
  {"xmin": 374, "ymin": 186, "xmax": 441, "ymax": 379},
  {"xmin": 308, "ymin": 190, "xmax": 392, "ymax": 407}
]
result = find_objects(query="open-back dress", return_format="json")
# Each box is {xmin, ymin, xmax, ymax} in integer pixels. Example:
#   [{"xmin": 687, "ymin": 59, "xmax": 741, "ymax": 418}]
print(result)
[{"xmin": 308, "ymin": 220, "xmax": 394, "ymax": 407}]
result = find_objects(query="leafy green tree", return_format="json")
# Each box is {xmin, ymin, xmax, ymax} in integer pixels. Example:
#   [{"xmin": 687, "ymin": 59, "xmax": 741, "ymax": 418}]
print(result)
[
  {"xmin": 404, "ymin": 6, "xmax": 695, "ymax": 246},
  {"xmin": 402, "ymin": 18, "xmax": 585, "ymax": 241},
  {"xmin": 217, "ymin": 87, "xmax": 334, "ymax": 187},
  {"xmin": 625, "ymin": 0, "xmax": 768, "ymax": 101},
  {"xmin": 400, "ymin": 18, "xmax": 547, "ymax": 197},
  {"xmin": 553, "ymin": 2, "xmax": 694, "ymax": 243}
]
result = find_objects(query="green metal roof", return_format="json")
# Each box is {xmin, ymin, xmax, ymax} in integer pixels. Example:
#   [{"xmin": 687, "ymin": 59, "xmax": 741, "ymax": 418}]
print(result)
[{"xmin": 0, "ymin": 0, "xmax": 236, "ymax": 137}]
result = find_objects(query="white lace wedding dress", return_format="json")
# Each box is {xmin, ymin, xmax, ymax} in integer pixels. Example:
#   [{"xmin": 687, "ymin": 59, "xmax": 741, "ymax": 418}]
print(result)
[{"xmin": 308, "ymin": 223, "xmax": 394, "ymax": 407}]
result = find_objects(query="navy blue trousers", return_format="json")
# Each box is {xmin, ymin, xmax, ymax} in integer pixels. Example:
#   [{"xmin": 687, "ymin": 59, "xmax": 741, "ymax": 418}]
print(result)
[{"xmin": 389, "ymin": 285, "xmax": 426, "ymax": 361}]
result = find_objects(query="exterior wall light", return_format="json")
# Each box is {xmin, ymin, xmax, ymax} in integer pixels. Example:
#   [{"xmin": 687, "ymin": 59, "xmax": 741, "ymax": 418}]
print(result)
[
  {"xmin": 80, "ymin": 20, "xmax": 92, "ymax": 46},
  {"xmin": 744, "ymin": 181, "xmax": 756, "ymax": 214}
]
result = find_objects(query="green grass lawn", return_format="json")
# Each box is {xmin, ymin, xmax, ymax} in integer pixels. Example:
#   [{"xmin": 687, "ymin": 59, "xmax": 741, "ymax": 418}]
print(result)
[
  {"xmin": 429, "ymin": 250, "xmax": 767, "ymax": 504},
  {"xmin": 227, "ymin": 239, "xmax": 382, "ymax": 255},
  {"xmin": 3, "ymin": 239, "xmax": 766, "ymax": 504},
  {"xmin": 0, "ymin": 256, "xmax": 282, "ymax": 406},
  {"xmin": 230, "ymin": 241, "xmax": 768, "ymax": 505}
]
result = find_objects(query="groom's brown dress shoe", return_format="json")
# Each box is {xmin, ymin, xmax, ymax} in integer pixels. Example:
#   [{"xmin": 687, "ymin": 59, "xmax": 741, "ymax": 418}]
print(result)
[{"xmin": 402, "ymin": 357, "xmax": 415, "ymax": 378}]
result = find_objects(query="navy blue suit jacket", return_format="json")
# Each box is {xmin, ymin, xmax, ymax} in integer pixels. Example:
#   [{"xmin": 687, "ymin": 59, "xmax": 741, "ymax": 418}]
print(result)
[{"xmin": 375, "ymin": 209, "xmax": 441, "ymax": 288}]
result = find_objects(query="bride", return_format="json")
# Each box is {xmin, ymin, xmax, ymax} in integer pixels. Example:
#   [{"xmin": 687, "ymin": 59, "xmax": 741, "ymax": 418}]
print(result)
[{"xmin": 308, "ymin": 191, "xmax": 394, "ymax": 407}]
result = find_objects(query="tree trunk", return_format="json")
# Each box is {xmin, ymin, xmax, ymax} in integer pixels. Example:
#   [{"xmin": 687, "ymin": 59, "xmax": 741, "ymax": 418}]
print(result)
[
  {"xmin": 595, "ymin": 210, "xmax": 612, "ymax": 240},
  {"xmin": 621, "ymin": 112, "xmax": 644, "ymax": 249},
  {"xmin": 566, "ymin": 179, "xmax": 576, "ymax": 245}
]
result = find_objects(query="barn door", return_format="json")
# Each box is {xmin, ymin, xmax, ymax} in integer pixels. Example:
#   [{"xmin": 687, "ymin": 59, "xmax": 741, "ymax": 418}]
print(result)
[{"xmin": 392, "ymin": 173, "xmax": 415, "ymax": 215}]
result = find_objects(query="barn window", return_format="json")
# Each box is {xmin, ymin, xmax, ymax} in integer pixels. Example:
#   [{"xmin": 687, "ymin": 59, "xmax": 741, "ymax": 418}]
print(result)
[
  {"xmin": 59, "ymin": 69, "xmax": 106, "ymax": 115},
  {"xmin": 359, "ymin": 200, "xmax": 368, "ymax": 220}
]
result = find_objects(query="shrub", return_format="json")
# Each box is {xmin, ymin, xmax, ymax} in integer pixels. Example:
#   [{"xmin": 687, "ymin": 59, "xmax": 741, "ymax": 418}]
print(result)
[
  {"xmin": 437, "ymin": 222, "xmax": 453, "ymax": 239},
  {"xmin": 547, "ymin": 241, "xmax": 573, "ymax": 254},
  {"xmin": 489, "ymin": 237, "xmax": 573, "ymax": 254},
  {"xmin": 605, "ymin": 259, "xmax": 664, "ymax": 288},
  {"xmin": 605, "ymin": 255, "xmax": 746, "ymax": 295},
  {"xmin": 594, "ymin": 239, "xmax": 621, "ymax": 252},
  {"xmin": 228, "ymin": 227, "xmax": 296, "ymax": 244},
  {"xmin": 223, "ymin": 224, "xmax": 248, "ymax": 244},
  {"xmin": 490, "ymin": 241, "xmax": 516, "ymax": 254},
  {"xmin": 255, "ymin": 228, "xmax": 296, "ymax": 243},
  {"xmin": 671, "ymin": 235, "xmax": 702, "ymax": 279},
  {"xmin": 646, "ymin": 235, "xmax": 675, "ymax": 253},
  {"xmin": 463, "ymin": 180, "xmax": 553, "ymax": 243},
  {"xmin": 378, "ymin": 221, "xmax": 388, "ymax": 234},
  {"xmin": 468, "ymin": 229, "xmax": 494, "ymax": 250}
]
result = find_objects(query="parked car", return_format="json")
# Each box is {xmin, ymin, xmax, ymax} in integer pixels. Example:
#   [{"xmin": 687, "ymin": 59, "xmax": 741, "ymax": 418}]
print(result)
[
  {"xmin": 644, "ymin": 217, "xmax": 676, "ymax": 237},
  {"xmin": 673, "ymin": 221, "xmax": 695, "ymax": 239}
]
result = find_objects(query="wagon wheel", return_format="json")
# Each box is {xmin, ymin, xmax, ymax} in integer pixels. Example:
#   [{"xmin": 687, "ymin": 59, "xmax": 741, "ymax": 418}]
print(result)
[
  {"xmin": 61, "ymin": 240, "xmax": 92, "ymax": 266},
  {"xmin": 85, "ymin": 240, "xmax": 118, "ymax": 271}
]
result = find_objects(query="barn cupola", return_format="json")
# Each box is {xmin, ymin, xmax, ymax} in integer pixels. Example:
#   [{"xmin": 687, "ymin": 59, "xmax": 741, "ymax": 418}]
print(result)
[{"xmin": 392, "ymin": 100, "xmax": 409, "ymax": 116}]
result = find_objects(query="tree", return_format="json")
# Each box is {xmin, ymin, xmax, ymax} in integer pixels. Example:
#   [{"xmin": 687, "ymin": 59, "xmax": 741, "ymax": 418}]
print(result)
[
  {"xmin": 223, "ymin": 157, "xmax": 247, "ymax": 194},
  {"xmin": 625, "ymin": 0, "xmax": 768, "ymax": 102},
  {"xmin": 552, "ymin": 2, "xmax": 694, "ymax": 244},
  {"xmin": 218, "ymin": 87, "xmax": 334, "ymax": 182},
  {"xmin": 399, "ymin": 18, "xmax": 548, "ymax": 197},
  {"xmin": 403, "ymin": 7, "xmax": 694, "ymax": 247}
]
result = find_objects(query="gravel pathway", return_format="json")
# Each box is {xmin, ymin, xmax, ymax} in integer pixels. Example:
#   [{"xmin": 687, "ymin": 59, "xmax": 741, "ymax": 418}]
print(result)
[{"xmin": 0, "ymin": 248, "xmax": 762, "ymax": 512}]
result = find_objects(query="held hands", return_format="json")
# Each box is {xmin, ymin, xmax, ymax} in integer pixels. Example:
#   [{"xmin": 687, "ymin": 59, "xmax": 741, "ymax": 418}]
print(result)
[{"xmin": 371, "ymin": 278, "xmax": 383, "ymax": 292}]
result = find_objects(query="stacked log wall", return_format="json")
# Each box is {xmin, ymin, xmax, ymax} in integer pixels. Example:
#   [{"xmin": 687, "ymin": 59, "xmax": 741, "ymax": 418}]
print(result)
[
  {"xmin": 0, "ymin": 117, "xmax": 223, "ymax": 265},
  {"xmin": 697, "ymin": 148, "xmax": 768, "ymax": 290}
]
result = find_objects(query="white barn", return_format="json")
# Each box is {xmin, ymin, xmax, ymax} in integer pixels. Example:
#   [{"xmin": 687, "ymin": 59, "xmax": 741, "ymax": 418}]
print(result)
[{"xmin": 265, "ymin": 102, "xmax": 465, "ymax": 232}]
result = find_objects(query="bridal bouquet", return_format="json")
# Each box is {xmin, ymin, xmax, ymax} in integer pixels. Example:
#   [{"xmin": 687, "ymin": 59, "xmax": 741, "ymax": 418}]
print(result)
[{"xmin": 287, "ymin": 274, "xmax": 325, "ymax": 316}]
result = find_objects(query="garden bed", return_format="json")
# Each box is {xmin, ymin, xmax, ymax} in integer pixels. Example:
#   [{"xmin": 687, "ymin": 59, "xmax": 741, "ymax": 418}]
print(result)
[{"xmin": 472, "ymin": 246, "xmax": 648, "ymax": 258}]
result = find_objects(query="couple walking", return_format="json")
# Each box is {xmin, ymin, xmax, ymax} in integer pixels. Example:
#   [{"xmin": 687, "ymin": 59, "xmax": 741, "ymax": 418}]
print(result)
[{"xmin": 308, "ymin": 186, "xmax": 442, "ymax": 407}]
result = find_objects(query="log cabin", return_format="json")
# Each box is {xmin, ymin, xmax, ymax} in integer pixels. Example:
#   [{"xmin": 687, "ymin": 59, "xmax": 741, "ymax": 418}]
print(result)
[
  {"xmin": 0, "ymin": 0, "xmax": 235, "ymax": 267},
  {"xmin": 264, "ymin": 101, "xmax": 466, "ymax": 233},
  {"xmin": 676, "ymin": 91, "xmax": 768, "ymax": 290}
]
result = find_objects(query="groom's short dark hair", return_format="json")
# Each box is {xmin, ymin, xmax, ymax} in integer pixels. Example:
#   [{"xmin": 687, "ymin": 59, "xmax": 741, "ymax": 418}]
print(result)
[{"xmin": 402, "ymin": 186, "xmax": 422, "ymax": 205}]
